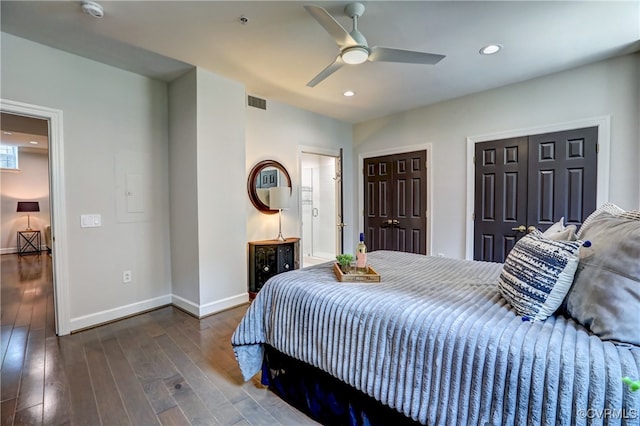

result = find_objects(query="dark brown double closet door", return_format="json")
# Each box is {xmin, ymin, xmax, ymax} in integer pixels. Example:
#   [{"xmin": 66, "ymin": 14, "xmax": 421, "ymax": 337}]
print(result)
[
  {"xmin": 474, "ymin": 126, "xmax": 598, "ymax": 263},
  {"xmin": 364, "ymin": 150, "xmax": 427, "ymax": 254}
]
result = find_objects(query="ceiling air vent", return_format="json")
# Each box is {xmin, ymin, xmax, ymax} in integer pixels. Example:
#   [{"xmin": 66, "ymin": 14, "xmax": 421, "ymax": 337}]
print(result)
[{"xmin": 247, "ymin": 95, "xmax": 267, "ymax": 110}]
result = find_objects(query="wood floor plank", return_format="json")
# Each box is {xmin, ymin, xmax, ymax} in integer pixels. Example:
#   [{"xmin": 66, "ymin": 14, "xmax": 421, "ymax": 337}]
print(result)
[
  {"xmin": 1, "ymin": 325, "xmax": 13, "ymax": 367},
  {"xmin": 157, "ymin": 405, "xmax": 190, "ymax": 426},
  {"xmin": 163, "ymin": 373, "xmax": 220, "ymax": 425},
  {"xmin": 12, "ymin": 402, "xmax": 42, "ymax": 426},
  {"xmin": 43, "ymin": 336, "xmax": 72, "ymax": 425},
  {"xmin": 156, "ymin": 329, "xmax": 246, "ymax": 424},
  {"xmin": 64, "ymin": 359, "xmax": 101, "ymax": 424},
  {"xmin": 0, "ymin": 398, "xmax": 16, "ymax": 426},
  {"xmin": 100, "ymin": 335, "xmax": 160, "ymax": 425},
  {"xmin": 1, "ymin": 326, "xmax": 28, "ymax": 401},
  {"xmin": 84, "ymin": 339, "xmax": 131, "ymax": 425},
  {"xmin": 16, "ymin": 328, "xmax": 45, "ymax": 411},
  {"xmin": 28, "ymin": 285, "xmax": 47, "ymax": 331}
]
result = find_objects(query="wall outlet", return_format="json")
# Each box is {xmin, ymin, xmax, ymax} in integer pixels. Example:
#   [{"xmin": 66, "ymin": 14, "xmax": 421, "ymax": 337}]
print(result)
[
  {"xmin": 122, "ymin": 270, "xmax": 132, "ymax": 283},
  {"xmin": 437, "ymin": 253, "xmax": 445, "ymax": 257}
]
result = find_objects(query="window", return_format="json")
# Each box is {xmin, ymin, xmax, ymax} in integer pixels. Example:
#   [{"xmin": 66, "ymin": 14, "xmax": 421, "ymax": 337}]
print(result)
[{"xmin": 0, "ymin": 145, "xmax": 19, "ymax": 170}]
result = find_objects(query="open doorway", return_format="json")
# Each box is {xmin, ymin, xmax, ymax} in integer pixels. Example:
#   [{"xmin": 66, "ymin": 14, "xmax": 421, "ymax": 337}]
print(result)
[
  {"xmin": 1, "ymin": 99, "xmax": 69, "ymax": 335},
  {"xmin": 300, "ymin": 151, "xmax": 341, "ymax": 267}
]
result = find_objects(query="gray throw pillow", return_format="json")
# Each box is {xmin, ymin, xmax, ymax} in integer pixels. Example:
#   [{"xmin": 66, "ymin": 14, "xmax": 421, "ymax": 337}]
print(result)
[{"xmin": 565, "ymin": 212, "xmax": 640, "ymax": 346}]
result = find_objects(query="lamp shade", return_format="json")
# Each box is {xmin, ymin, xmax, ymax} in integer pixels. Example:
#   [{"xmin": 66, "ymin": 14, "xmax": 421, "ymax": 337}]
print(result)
[
  {"xmin": 268, "ymin": 186, "xmax": 290, "ymax": 210},
  {"xmin": 16, "ymin": 201, "xmax": 40, "ymax": 212}
]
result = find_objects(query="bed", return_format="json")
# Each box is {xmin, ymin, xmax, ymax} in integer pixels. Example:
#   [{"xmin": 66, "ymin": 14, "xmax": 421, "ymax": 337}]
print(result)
[{"xmin": 232, "ymin": 208, "xmax": 640, "ymax": 425}]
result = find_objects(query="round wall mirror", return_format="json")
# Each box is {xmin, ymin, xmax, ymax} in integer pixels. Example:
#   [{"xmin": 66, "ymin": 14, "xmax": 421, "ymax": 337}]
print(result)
[{"xmin": 247, "ymin": 160, "xmax": 292, "ymax": 214}]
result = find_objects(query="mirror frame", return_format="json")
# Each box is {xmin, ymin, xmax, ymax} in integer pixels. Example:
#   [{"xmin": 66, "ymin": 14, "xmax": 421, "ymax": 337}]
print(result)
[{"xmin": 247, "ymin": 160, "xmax": 292, "ymax": 214}]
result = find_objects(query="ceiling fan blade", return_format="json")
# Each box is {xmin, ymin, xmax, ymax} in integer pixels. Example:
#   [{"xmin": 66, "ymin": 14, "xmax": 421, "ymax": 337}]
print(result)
[
  {"xmin": 369, "ymin": 46, "xmax": 445, "ymax": 65},
  {"xmin": 304, "ymin": 5, "xmax": 358, "ymax": 48},
  {"xmin": 307, "ymin": 56, "xmax": 345, "ymax": 87}
]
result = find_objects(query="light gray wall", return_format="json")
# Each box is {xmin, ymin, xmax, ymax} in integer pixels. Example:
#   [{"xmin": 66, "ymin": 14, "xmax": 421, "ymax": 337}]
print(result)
[
  {"xmin": 0, "ymin": 149, "xmax": 50, "ymax": 252},
  {"xmin": 1, "ymin": 33, "xmax": 172, "ymax": 324},
  {"xmin": 245, "ymin": 97, "xmax": 354, "ymax": 253},
  {"xmin": 194, "ymin": 68, "xmax": 247, "ymax": 307},
  {"xmin": 169, "ymin": 68, "xmax": 201, "ymax": 305},
  {"xmin": 354, "ymin": 53, "xmax": 640, "ymax": 259}
]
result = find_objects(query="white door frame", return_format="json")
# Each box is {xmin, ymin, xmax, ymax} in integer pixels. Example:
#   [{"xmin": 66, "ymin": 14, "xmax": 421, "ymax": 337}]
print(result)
[
  {"xmin": 298, "ymin": 146, "xmax": 341, "ymax": 259},
  {"xmin": 465, "ymin": 116, "xmax": 611, "ymax": 260},
  {"xmin": 1, "ymin": 99, "xmax": 71, "ymax": 335},
  {"xmin": 358, "ymin": 143, "xmax": 433, "ymax": 256}
]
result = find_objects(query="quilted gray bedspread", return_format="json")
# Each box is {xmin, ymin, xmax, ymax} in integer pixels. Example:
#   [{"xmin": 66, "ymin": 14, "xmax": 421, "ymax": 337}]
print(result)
[{"xmin": 232, "ymin": 251, "xmax": 640, "ymax": 425}]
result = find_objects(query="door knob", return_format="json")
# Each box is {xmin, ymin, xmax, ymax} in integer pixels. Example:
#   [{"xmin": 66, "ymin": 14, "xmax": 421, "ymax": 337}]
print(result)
[
  {"xmin": 511, "ymin": 225, "xmax": 526, "ymax": 233},
  {"xmin": 527, "ymin": 226, "xmax": 537, "ymax": 233},
  {"xmin": 392, "ymin": 219, "xmax": 400, "ymax": 225}
]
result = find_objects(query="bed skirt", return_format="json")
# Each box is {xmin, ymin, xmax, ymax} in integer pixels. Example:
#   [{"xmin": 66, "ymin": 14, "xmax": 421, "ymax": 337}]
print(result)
[{"xmin": 262, "ymin": 345, "xmax": 421, "ymax": 426}]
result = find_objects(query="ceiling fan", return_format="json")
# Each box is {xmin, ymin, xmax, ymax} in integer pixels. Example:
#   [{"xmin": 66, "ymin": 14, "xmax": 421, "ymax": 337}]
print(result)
[{"xmin": 304, "ymin": 2, "xmax": 446, "ymax": 87}]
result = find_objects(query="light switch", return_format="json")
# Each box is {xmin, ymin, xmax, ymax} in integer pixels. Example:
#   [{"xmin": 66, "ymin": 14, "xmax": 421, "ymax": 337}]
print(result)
[{"xmin": 80, "ymin": 214, "xmax": 102, "ymax": 228}]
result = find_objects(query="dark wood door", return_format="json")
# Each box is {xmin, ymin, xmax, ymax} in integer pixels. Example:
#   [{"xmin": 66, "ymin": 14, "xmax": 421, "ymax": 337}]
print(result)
[
  {"xmin": 474, "ymin": 127, "xmax": 598, "ymax": 262},
  {"xmin": 527, "ymin": 127, "xmax": 598, "ymax": 230},
  {"xmin": 474, "ymin": 137, "xmax": 528, "ymax": 262},
  {"xmin": 364, "ymin": 150, "xmax": 427, "ymax": 254}
]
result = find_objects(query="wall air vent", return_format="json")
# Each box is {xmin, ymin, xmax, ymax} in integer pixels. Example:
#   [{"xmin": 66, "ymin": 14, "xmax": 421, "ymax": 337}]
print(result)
[{"xmin": 247, "ymin": 95, "xmax": 267, "ymax": 110}]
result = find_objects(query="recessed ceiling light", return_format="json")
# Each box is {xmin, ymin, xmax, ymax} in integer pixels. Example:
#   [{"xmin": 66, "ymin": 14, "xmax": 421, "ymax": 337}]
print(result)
[
  {"xmin": 81, "ymin": 1, "xmax": 104, "ymax": 18},
  {"xmin": 29, "ymin": 141, "xmax": 39, "ymax": 145},
  {"xmin": 2, "ymin": 131, "xmax": 12, "ymax": 135},
  {"xmin": 343, "ymin": 90, "xmax": 356, "ymax": 97},
  {"xmin": 479, "ymin": 44, "xmax": 503, "ymax": 55}
]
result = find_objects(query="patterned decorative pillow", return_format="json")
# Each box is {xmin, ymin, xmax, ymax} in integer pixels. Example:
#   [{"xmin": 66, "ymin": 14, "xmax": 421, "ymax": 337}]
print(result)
[{"xmin": 498, "ymin": 230, "xmax": 583, "ymax": 321}]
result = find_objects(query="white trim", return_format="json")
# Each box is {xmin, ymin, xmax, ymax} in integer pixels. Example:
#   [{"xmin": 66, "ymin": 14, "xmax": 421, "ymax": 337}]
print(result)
[
  {"xmin": 465, "ymin": 116, "xmax": 611, "ymax": 260},
  {"xmin": 171, "ymin": 294, "xmax": 200, "ymax": 316},
  {"xmin": 69, "ymin": 295, "xmax": 172, "ymax": 332},
  {"xmin": 0, "ymin": 245, "xmax": 49, "ymax": 255},
  {"xmin": 172, "ymin": 293, "xmax": 249, "ymax": 318},
  {"xmin": 198, "ymin": 293, "xmax": 249, "ymax": 317},
  {"xmin": 1, "ymin": 99, "xmax": 71, "ymax": 335},
  {"xmin": 357, "ymin": 143, "xmax": 433, "ymax": 256}
]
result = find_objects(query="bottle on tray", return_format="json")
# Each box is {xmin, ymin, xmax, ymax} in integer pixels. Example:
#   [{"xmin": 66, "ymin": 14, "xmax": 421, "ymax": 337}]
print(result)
[{"xmin": 356, "ymin": 232, "xmax": 367, "ymax": 274}]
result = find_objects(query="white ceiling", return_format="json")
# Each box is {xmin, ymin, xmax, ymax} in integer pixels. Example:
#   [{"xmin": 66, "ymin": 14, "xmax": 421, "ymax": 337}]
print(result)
[{"xmin": 2, "ymin": 1, "xmax": 639, "ymax": 124}]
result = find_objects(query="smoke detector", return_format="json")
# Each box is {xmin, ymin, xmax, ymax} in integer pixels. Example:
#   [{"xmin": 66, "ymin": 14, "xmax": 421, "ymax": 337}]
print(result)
[{"xmin": 81, "ymin": 1, "xmax": 104, "ymax": 18}]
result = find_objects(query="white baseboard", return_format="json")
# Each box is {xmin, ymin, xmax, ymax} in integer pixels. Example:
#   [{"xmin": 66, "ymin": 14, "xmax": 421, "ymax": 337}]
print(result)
[
  {"xmin": 0, "ymin": 245, "xmax": 50, "ymax": 255},
  {"xmin": 199, "ymin": 293, "xmax": 249, "ymax": 317},
  {"xmin": 172, "ymin": 293, "xmax": 249, "ymax": 318},
  {"xmin": 65, "ymin": 292, "xmax": 250, "ymax": 332},
  {"xmin": 69, "ymin": 294, "xmax": 172, "ymax": 332},
  {"xmin": 171, "ymin": 294, "xmax": 200, "ymax": 316}
]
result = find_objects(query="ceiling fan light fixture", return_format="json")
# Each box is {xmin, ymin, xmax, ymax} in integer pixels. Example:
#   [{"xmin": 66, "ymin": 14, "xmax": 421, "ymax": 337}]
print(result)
[
  {"xmin": 479, "ymin": 44, "xmax": 502, "ymax": 55},
  {"xmin": 341, "ymin": 46, "xmax": 369, "ymax": 64}
]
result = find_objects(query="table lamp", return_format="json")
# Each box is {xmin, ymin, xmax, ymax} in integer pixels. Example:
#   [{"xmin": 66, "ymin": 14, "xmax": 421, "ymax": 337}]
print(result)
[
  {"xmin": 268, "ymin": 186, "xmax": 290, "ymax": 241},
  {"xmin": 17, "ymin": 201, "xmax": 40, "ymax": 231}
]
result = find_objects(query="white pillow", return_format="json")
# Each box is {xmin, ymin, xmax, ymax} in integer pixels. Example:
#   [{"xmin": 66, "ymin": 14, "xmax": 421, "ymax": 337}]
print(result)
[
  {"xmin": 546, "ymin": 225, "xmax": 577, "ymax": 241},
  {"xmin": 543, "ymin": 217, "xmax": 566, "ymax": 236}
]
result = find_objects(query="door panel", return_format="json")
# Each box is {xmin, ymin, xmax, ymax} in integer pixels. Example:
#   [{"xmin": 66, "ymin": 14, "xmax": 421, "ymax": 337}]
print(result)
[
  {"xmin": 527, "ymin": 127, "xmax": 598, "ymax": 230},
  {"xmin": 474, "ymin": 127, "xmax": 598, "ymax": 263},
  {"xmin": 364, "ymin": 150, "xmax": 427, "ymax": 254},
  {"xmin": 474, "ymin": 137, "xmax": 529, "ymax": 263}
]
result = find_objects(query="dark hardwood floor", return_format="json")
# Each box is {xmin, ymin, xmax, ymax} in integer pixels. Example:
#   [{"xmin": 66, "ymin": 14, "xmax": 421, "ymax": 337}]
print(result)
[{"xmin": 1, "ymin": 253, "xmax": 318, "ymax": 425}]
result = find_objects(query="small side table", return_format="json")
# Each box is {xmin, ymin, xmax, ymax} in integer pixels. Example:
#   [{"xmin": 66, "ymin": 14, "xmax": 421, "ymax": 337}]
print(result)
[{"xmin": 17, "ymin": 230, "xmax": 41, "ymax": 256}]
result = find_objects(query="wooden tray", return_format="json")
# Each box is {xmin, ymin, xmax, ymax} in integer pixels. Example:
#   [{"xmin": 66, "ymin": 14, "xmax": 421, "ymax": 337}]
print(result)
[{"xmin": 333, "ymin": 263, "xmax": 381, "ymax": 282}]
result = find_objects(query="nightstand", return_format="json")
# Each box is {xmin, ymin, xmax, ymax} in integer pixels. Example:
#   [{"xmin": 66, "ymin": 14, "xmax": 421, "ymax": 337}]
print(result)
[
  {"xmin": 248, "ymin": 238, "xmax": 300, "ymax": 300},
  {"xmin": 17, "ymin": 230, "xmax": 41, "ymax": 256}
]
